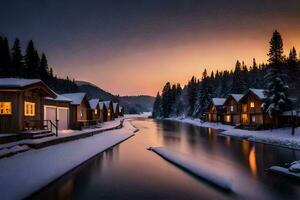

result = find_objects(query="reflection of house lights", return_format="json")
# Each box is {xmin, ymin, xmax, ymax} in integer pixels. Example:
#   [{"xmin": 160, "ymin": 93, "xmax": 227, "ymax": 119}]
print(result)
[{"xmin": 249, "ymin": 147, "xmax": 257, "ymax": 176}]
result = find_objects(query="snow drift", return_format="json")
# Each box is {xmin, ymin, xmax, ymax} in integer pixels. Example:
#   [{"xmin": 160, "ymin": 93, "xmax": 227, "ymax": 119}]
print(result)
[{"xmin": 149, "ymin": 147, "xmax": 232, "ymax": 192}]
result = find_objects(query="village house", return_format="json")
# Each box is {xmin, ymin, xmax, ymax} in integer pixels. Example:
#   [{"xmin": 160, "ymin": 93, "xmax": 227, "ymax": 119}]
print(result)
[
  {"xmin": 238, "ymin": 88, "xmax": 273, "ymax": 129},
  {"xmin": 88, "ymin": 99, "xmax": 103, "ymax": 124},
  {"xmin": 103, "ymin": 101, "xmax": 114, "ymax": 121},
  {"xmin": 208, "ymin": 98, "xmax": 226, "ymax": 122},
  {"xmin": 0, "ymin": 78, "xmax": 57, "ymax": 133},
  {"xmin": 113, "ymin": 103, "xmax": 120, "ymax": 118},
  {"xmin": 43, "ymin": 94, "xmax": 72, "ymax": 130},
  {"xmin": 61, "ymin": 93, "xmax": 91, "ymax": 130},
  {"xmin": 222, "ymin": 94, "xmax": 243, "ymax": 125}
]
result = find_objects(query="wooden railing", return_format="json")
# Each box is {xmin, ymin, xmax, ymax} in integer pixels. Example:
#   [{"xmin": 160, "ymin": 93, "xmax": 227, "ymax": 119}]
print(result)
[{"xmin": 24, "ymin": 120, "xmax": 58, "ymax": 137}]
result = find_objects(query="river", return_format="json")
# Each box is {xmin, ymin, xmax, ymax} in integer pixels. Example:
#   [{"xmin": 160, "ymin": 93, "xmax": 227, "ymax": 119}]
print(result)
[{"xmin": 31, "ymin": 118, "xmax": 300, "ymax": 200}]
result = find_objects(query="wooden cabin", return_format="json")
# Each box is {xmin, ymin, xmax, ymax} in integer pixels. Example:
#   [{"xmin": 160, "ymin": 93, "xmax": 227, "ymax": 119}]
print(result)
[
  {"xmin": 208, "ymin": 98, "xmax": 226, "ymax": 122},
  {"xmin": 113, "ymin": 103, "xmax": 120, "ymax": 118},
  {"xmin": 43, "ymin": 94, "xmax": 72, "ymax": 130},
  {"xmin": 61, "ymin": 93, "xmax": 90, "ymax": 130},
  {"xmin": 0, "ymin": 78, "xmax": 56, "ymax": 133},
  {"xmin": 89, "ymin": 99, "xmax": 103, "ymax": 123},
  {"xmin": 239, "ymin": 89, "xmax": 273, "ymax": 129},
  {"xmin": 99, "ymin": 102, "xmax": 108, "ymax": 122},
  {"xmin": 223, "ymin": 94, "xmax": 243, "ymax": 125},
  {"xmin": 100, "ymin": 101, "xmax": 114, "ymax": 121}
]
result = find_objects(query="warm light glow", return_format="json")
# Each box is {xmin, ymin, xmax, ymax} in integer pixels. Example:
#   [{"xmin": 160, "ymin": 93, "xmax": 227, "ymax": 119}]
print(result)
[
  {"xmin": 80, "ymin": 110, "xmax": 83, "ymax": 118},
  {"xmin": 251, "ymin": 115, "xmax": 256, "ymax": 123},
  {"xmin": 249, "ymin": 147, "xmax": 257, "ymax": 176},
  {"xmin": 24, "ymin": 101, "xmax": 35, "ymax": 116},
  {"xmin": 95, "ymin": 109, "xmax": 98, "ymax": 115},
  {"xmin": 225, "ymin": 115, "xmax": 231, "ymax": 123},
  {"xmin": 230, "ymin": 105, "xmax": 234, "ymax": 112},
  {"xmin": 250, "ymin": 102, "xmax": 255, "ymax": 108},
  {"xmin": 242, "ymin": 104, "xmax": 247, "ymax": 112},
  {"xmin": 242, "ymin": 114, "xmax": 248, "ymax": 123},
  {"xmin": 0, "ymin": 102, "xmax": 12, "ymax": 115}
]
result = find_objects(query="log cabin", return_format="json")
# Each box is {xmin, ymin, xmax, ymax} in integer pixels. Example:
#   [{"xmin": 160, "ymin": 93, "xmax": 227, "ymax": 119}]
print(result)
[
  {"xmin": 238, "ymin": 89, "xmax": 273, "ymax": 129},
  {"xmin": 61, "ymin": 93, "xmax": 90, "ymax": 129},
  {"xmin": 0, "ymin": 78, "xmax": 56, "ymax": 133},
  {"xmin": 223, "ymin": 94, "xmax": 243, "ymax": 125},
  {"xmin": 113, "ymin": 103, "xmax": 120, "ymax": 118},
  {"xmin": 102, "ymin": 101, "xmax": 114, "ymax": 121},
  {"xmin": 208, "ymin": 98, "xmax": 226, "ymax": 122},
  {"xmin": 88, "ymin": 99, "xmax": 103, "ymax": 124},
  {"xmin": 43, "ymin": 94, "xmax": 72, "ymax": 130},
  {"xmin": 99, "ymin": 102, "xmax": 108, "ymax": 122}
]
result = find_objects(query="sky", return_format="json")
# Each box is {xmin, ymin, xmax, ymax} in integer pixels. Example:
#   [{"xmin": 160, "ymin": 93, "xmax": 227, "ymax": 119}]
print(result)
[{"xmin": 1, "ymin": 0, "xmax": 300, "ymax": 96}]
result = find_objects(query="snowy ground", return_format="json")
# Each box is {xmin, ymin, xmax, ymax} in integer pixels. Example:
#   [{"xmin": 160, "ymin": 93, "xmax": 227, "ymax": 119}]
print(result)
[
  {"xmin": 165, "ymin": 117, "xmax": 300, "ymax": 150},
  {"xmin": 150, "ymin": 147, "xmax": 232, "ymax": 192},
  {"xmin": 0, "ymin": 119, "xmax": 137, "ymax": 200}
]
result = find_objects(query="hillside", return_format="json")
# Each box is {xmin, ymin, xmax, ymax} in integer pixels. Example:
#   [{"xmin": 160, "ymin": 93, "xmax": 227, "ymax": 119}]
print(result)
[{"xmin": 76, "ymin": 81, "xmax": 155, "ymax": 114}]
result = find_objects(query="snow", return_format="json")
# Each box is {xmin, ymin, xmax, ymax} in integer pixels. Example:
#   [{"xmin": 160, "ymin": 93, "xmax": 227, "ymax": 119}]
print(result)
[
  {"xmin": 0, "ymin": 119, "xmax": 137, "ymax": 200},
  {"xmin": 44, "ymin": 94, "xmax": 72, "ymax": 102},
  {"xmin": 60, "ymin": 93, "xmax": 86, "ymax": 105},
  {"xmin": 113, "ymin": 103, "xmax": 119, "ymax": 112},
  {"xmin": 103, "ymin": 101, "xmax": 111, "ymax": 108},
  {"xmin": 0, "ymin": 145, "xmax": 30, "ymax": 158},
  {"xmin": 289, "ymin": 161, "xmax": 300, "ymax": 172},
  {"xmin": 230, "ymin": 94, "xmax": 243, "ymax": 102},
  {"xmin": 166, "ymin": 117, "xmax": 300, "ymax": 150},
  {"xmin": 281, "ymin": 110, "xmax": 300, "ymax": 117},
  {"xmin": 212, "ymin": 98, "xmax": 226, "ymax": 106},
  {"xmin": 150, "ymin": 147, "xmax": 232, "ymax": 192},
  {"xmin": 99, "ymin": 102, "xmax": 105, "ymax": 109},
  {"xmin": 0, "ymin": 78, "xmax": 41, "ymax": 88},
  {"xmin": 268, "ymin": 166, "xmax": 300, "ymax": 180},
  {"xmin": 89, "ymin": 99, "xmax": 99, "ymax": 109},
  {"xmin": 249, "ymin": 88, "xmax": 266, "ymax": 99}
]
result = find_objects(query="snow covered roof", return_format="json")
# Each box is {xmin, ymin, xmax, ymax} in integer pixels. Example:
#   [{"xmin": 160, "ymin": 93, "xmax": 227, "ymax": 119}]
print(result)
[
  {"xmin": 212, "ymin": 98, "xmax": 226, "ymax": 106},
  {"xmin": 281, "ymin": 110, "xmax": 300, "ymax": 117},
  {"xmin": 44, "ymin": 94, "xmax": 72, "ymax": 102},
  {"xmin": 89, "ymin": 99, "xmax": 99, "ymax": 109},
  {"xmin": 103, "ymin": 101, "xmax": 111, "ymax": 108},
  {"xmin": 230, "ymin": 94, "xmax": 243, "ymax": 102},
  {"xmin": 99, "ymin": 102, "xmax": 105, "ymax": 109},
  {"xmin": 113, "ymin": 103, "xmax": 119, "ymax": 112},
  {"xmin": 0, "ymin": 78, "xmax": 41, "ymax": 88},
  {"xmin": 249, "ymin": 88, "xmax": 267, "ymax": 99},
  {"xmin": 61, "ymin": 93, "xmax": 87, "ymax": 105}
]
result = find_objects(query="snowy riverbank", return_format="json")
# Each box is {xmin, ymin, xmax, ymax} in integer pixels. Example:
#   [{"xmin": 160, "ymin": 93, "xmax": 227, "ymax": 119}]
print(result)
[
  {"xmin": 0, "ymin": 119, "xmax": 137, "ymax": 200},
  {"xmin": 165, "ymin": 117, "xmax": 300, "ymax": 150}
]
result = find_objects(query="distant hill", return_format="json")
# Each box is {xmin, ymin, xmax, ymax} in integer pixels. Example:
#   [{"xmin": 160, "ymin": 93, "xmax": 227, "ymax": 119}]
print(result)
[
  {"xmin": 76, "ymin": 80, "xmax": 115, "ymax": 100},
  {"xmin": 119, "ymin": 95, "xmax": 155, "ymax": 114},
  {"xmin": 76, "ymin": 80, "xmax": 155, "ymax": 114}
]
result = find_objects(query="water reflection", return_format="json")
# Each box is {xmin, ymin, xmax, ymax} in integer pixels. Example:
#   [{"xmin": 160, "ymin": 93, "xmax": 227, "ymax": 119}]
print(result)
[{"xmin": 32, "ymin": 119, "xmax": 300, "ymax": 200}]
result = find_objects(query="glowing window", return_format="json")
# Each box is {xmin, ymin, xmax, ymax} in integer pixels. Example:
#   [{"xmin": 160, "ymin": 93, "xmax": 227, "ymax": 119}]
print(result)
[
  {"xmin": 230, "ymin": 106, "xmax": 234, "ymax": 112},
  {"xmin": 95, "ymin": 109, "xmax": 98, "ymax": 115},
  {"xmin": 24, "ymin": 101, "xmax": 35, "ymax": 116},
  {"xmin": 226, "ymin": 115, "xmax": 231, "ymax": 122},
  {"xmin": 252, "ymin": 116, "xmax": 256, "ymax": 122},
  {"xmin": 0, "ymin": 102, "xmax": 12, "ymax": 115},
  {"xmin": 242, "ymin": 114, "xmax": 248, "ymax": 123},
  {"xmin": 242, "ymin": 104, "xmax": 247, "ymax": 112},
  {"xmin": 250, "ymin": 102, "xmax": 255, "ymax": 108},
  {"xmin": 80, "ymin": 110, "xmax": 83, "ymax": 118}
]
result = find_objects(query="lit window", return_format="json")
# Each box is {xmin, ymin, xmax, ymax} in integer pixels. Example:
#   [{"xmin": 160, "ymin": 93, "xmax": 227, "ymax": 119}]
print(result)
[
  {"xmin": 242, "ymin": 104, "xmax": 247, "ymax": 112},
  {"xmin": 242, "ymin": 114, "xmax": 248, "ymax": 123},
  {"xmin": 252, "ymin": 116, "xmax": 256, "ymax": 122},
  {"xmin": 230, "ymin": 106, "xmax": 234, "ymax": 112},
  {"xmin": 0, "ymin": 102, "xmax": 12, "ymax": 115},
  {"xmin": 95, "ymin": 109, "xmax": 98, "ymax": 115},
  {"xmin": 250, "ymin": 102, "xmax": 255, "ymax": 108},
  {"xmin": 108, "ymin": 109, "xmax": 111, "ymax": 117},
  {"xmin": 24, "ymin": 101, "xmax": 35, "ymax": 116},
  {"xmin": 226, "ymin": 115, "xmax": 231, "ymax": 122},
  {"xmin": 80, "ymin": 110, "xmax": 83, "ymax": 118}
]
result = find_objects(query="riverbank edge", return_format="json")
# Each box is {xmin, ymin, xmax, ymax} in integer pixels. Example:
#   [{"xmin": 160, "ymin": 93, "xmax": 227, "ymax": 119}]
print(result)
[{"xmin": 161, "ymin": 118, "xmax": 300, "ymax": 151}]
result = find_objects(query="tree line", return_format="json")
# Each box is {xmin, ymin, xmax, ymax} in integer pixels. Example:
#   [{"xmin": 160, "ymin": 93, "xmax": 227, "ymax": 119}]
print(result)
[
  {"xmin": 0, "ymin": 36, "xmax": 78, "ymax": 93},
  {"xmin": 152, "ymin": 30, "xmax": 300, "ymax": 120}
]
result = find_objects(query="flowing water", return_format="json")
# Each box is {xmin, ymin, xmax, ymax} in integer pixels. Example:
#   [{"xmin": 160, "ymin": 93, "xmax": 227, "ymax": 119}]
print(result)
[{"xmin": 32, "ymin": 118, "xmax": 300, "ymax": 200}]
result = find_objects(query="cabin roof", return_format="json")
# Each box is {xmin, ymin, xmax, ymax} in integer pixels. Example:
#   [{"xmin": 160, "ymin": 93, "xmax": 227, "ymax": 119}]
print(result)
[
  {"xmin": 230, "ymin": 94, "xmax": 243, "ymax": 102},
  {"xmin": 44, "ymin": 94, "xmax": 72, "ymax": 102},
  {"xmin": 99, "ymin": 102, "xmax": 105, "ymax": 109},
  {"xmin": 0, "ymin": 78, "xmax": 56, "ymax": 97},
  {"xmin": 103, "ymin": 101, "xmax": 111, "ymax": 108},
  {"xmin": 61, "ymin": 93, "xmax": 87, "ymax": 105},
  {"xmin": 89, "ymin": 99, "xmax": 99, "ymax": 109},
  {"xmin": 113, "ymin": 103, "xmax": 119, "ymax": 112},
  {"xmin": 249, "ymin": 88, "xmax": 266, "ymax": 99},
  {"xmin": 212, "ymin": 98, "xmax": 226, "ymax": 106}
]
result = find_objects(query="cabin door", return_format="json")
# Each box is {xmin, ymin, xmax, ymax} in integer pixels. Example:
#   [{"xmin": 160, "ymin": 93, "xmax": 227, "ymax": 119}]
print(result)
[
  {"xmin": 58, "ymin": 108, "xmax": 69, "ymax": 130},
  {"xmin": 44, "ymin": 106, "xmax": 57, "ymax": 129}
]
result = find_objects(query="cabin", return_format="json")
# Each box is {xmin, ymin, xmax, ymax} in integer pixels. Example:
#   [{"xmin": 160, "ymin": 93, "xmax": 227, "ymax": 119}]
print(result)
[
  {"xmin": 103, "ymin": 101, "xmax": 114, "ymax": 121},
  {"xmin": 61, "ymin": 93, "xmax": 90, "ymax": 129},
  {"xmin": 43, "ymin": 94, "xmax": 72, "ymax": 130},
  {"xmin": 208, "ymin": 98, "xmax": 226, "ymax": 122},
  {"xmin": 238, "ymin": 89, "xmax": 273, "ymax": 129},
  {"xmin": 0, "ymin": 78, "xmax": 56, "ymax": 133},
  {"xmin": 99, "ymin": 102, "xmax": 108, "ymax": 122},
  {"xmin": 223, "ymin": 94, "xmax": 243, "ymax": 125},
  {"xmin": 89, "ymin": 99, "xmax": 103, "ymax": 124},
  {"xmin": 113, "ymin": 103, "xmax": 120, "ymax": 118}
]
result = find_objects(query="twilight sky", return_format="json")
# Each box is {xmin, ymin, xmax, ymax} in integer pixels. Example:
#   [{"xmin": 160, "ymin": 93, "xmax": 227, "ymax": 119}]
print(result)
[{"xmin": 1, "ymin": 0, "xmax": 300, "ymax": 96}]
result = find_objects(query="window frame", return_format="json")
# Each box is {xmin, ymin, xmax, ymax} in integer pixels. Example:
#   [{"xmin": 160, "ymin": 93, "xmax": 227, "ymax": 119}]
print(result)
[
  {"xmin": 24, "ymin": 101, "xmax": 35, "ymax": 117},
  {"xmin": 0, "ymin": 102, "xmax": 12, "ymax": 115}
]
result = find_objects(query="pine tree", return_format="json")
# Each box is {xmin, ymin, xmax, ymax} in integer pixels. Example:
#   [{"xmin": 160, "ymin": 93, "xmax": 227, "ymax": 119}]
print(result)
[
  {"xmin": 196, "ymin": 69, "xmax": 213, "ymax": 117},
  {"xmin": 152, "ymin": 92, "xmax": 162, "ymax": 118},
  {"xmin": 263, "ymin": 30, "xmax": 291, "ymax": 127},
  {"xmin": 187, "ymin": 76, "xmax": 198, "ymax": 116},
  {"xmin": 230, "ymin": 60, "xmax": 247, "ymax": 93},
  {"xmin": 161, "ymin": 82, "xmax": 172, "ymax": 117},
  {"xmin": 0, "ymin": 37, "xmax": 12, "ymax": 77},
  {"xmin": 39, "ymin": 53, "xmax": 49, "ymax": 81},
  {"xmin": 11, "ymin": 38, "xmax": 24, "ymax": 77},
  {"xmin": 25, "ymin": 40, "xmax": 40, "ymax": 78}
]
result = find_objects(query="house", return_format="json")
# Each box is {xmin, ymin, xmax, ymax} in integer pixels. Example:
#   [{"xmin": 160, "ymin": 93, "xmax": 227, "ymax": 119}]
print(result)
[
  {"xmin": 238, "ymin": 88, "xmax": 273, "ymax": 128},
  {"xmin": 223, "ymin": 94, "xmax": 243, "ymax": 125},
  {"xmin": 208, "ymin": 98, "xmax": 226, "ymax": 122},
  {"xmin": 0, "ymin": 78, "xmax": 56, "ymax": 133},
  {"xmin": 113, "ymin": 103, "xmax": 120, "ymax": 118},
  {"xmin": 100, "ymin": 101, "xmax": 114, "ymax": 121},
  {"xmin": 61, "ymin": 93, "xmax": 90, "ymax": 129},
  {"xmin": 89, "ymin": 99, "xmax": 103, "ymax": 123},
  {"xmin": 43, "ymin": 94, "xmax": 72, "ymax": 130}
]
